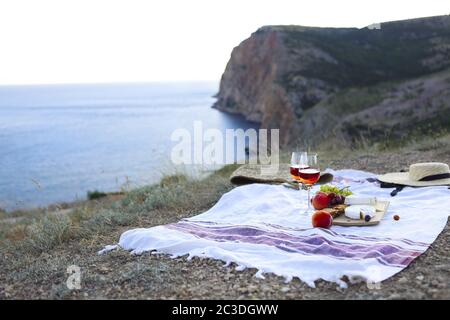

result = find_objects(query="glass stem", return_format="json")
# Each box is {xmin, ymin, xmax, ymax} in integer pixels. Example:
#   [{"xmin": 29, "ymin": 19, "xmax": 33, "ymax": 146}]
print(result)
[{"xmin": 307, "ymin": 186, "xmax": 311, "ymax": 211}]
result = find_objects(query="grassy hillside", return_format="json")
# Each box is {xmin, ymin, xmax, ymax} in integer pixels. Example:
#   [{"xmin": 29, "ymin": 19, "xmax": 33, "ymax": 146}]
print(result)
[
  {"xmin": 295, "ymin": 68, "xmax": 450, "ymax": 149},
  {"xmin": 281, "ymin": 15, "xmax": 450, "ymax": 88}
]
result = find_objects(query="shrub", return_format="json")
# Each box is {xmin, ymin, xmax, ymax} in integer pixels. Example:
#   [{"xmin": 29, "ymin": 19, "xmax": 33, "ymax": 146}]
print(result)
[
  {"xmin": 0, "ymin": 207, "xmax": 6, "ymax": 219},
  {"xmin": 22, "ymin": 215, "xmax": 73, "ymax": 253},
  {"xmin": 87, "ymin": 190, "xmax": 108, "ymax": 200}
]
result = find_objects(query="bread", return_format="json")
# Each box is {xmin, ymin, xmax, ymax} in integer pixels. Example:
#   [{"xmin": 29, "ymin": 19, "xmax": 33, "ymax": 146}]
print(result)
[{"xmin": 326, "ymin": 204, "xmax": 347, "ymax": 218}]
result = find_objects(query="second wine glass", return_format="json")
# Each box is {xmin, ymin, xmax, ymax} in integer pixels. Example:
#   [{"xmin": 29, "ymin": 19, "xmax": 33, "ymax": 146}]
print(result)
[{"xmin": 298, "ymin": 154, "xmax": 320, "ymax": 216}]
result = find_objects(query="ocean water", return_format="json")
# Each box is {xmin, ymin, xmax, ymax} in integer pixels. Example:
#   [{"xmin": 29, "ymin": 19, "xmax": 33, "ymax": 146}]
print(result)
[{"xmin": 0, "ymin": 82, "xmax": 257, "ymax": 211}]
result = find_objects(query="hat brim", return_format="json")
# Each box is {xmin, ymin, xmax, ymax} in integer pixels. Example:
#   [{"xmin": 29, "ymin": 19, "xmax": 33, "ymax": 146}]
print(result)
[{"xmin": 378, "ymin": 172, "xmax": 450, "ymax": 187}]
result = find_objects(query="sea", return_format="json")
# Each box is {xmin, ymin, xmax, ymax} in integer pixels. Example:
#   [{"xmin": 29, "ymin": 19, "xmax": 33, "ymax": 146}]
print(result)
[{"xmin": 0, "ymin": 82, "xmax": 257, "ymax": 211}]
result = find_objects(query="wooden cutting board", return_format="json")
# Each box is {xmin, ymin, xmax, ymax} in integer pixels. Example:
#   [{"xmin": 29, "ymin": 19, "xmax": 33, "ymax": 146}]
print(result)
[{"xmin": 327, "ymin": 201, "xmax": 390, "ymax": 226}]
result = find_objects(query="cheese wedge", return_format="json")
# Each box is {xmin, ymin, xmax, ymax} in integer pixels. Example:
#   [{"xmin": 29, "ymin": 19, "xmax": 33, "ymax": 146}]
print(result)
[
  {"xmin": 344, "ymin": 205, "xmax": 376, "ymax": 220},
  {"xmin": 345, "ymin": 206, "xmax": 362, "ymax": 219},
  {"xmin": 360, "ymin": 205, "xmax": 376, "ymax": 218}
]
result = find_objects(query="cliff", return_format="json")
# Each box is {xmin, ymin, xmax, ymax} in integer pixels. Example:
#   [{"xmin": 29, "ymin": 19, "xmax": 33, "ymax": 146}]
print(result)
[{"xmin": 213, "ymin": 15, "xmax": 450, "ymax": 146}]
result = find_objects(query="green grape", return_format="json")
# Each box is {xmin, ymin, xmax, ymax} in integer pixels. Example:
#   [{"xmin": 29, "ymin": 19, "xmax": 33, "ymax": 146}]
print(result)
[{"xmin": 319, "ymin": 184, "xmax": 353, "ymax": 196}]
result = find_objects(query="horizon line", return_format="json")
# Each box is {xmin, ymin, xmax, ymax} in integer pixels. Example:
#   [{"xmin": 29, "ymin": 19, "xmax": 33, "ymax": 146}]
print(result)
[{"xmin": 0, "ymin": 79, "xmax": 220, "ymax": 88}]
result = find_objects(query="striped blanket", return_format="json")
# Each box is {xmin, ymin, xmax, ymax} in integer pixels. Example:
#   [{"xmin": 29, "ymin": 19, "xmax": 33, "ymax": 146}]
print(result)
[{"xmin": 100, "ymin": 169, "xmax": 450, "ymax": 288}]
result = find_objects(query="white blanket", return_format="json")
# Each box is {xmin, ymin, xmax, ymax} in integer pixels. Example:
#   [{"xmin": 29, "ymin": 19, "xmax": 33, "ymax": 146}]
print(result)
[{"xmin": 100, "ymin": 169, "xmax": 450, "ymax": 288}]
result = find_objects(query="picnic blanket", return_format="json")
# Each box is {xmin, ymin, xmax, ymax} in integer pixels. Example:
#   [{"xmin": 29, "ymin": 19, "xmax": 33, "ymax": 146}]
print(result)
[{"xmin": 99, "ymin": 169, "xmax": 450, "ymax": 288}]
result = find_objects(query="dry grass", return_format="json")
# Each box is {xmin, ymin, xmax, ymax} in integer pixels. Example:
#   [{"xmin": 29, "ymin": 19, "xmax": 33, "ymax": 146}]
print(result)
[
  {"xmin": 0, "ymin": 142, "xmax": 449, "ymax": 299},
  {"xmin": 0, "ymin": 165, "xmax": 237, "ymax": 256}
]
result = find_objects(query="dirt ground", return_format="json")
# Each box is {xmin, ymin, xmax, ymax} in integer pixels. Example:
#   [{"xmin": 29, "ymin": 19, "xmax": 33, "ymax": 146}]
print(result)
[{"xmin": 1, "ymin": 146, "xmax": 449, "ymax": 299}]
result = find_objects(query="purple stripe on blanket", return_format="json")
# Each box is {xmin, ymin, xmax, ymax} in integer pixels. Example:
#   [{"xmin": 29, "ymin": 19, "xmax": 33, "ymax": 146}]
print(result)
[
  {"xmin": 264, "ymin": 222, "xmax": 430, "ymax": 247},
  {"xmin": 183, "ymin": 221, "xmax": 423, "ymax": 254},
  {"xmin": 166, "ymin": 221, "xmax": 422, "ymax": 268},
  {"xmin": 186, "ymin": 219, "xmax": 429, "ymax": 247}
]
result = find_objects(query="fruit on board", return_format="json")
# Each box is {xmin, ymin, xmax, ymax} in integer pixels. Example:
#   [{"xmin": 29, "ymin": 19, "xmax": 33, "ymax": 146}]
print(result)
[
  {"xmin": 330, "ymin": 194, "xmax": 345, "ymax": 205},
  {"xmin": 313, "ymin": 185, "xmax": 353, "ymax": 210},
  {"xmin": 312, "ymin": 210, "xmax": 333, "ymax": 229},
  {"xmin": 319, "ymin": 185, "xmax": 353, "ymax": 197},
  {"xmin": 312, "ymin": 192, "xmax": 330, "ymax": 210}
]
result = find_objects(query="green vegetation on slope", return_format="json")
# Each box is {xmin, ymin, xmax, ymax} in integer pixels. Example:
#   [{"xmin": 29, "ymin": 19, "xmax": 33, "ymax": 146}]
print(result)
[
  {"xmin": 296, "ymin": 67, "xmax": 450, "ymax": 150},
  {"xmin": 0, "ymin": 165, "xmax": 239, "ymax": 255},
  {"xmin": 282, "ymin": 18, "xmax": 450, "ymax": 87}
]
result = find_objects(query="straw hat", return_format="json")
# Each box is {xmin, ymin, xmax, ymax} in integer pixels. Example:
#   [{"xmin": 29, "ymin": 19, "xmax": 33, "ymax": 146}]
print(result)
[{"xmin": 378, "ymin": 162, "xmax": 450, "ymax": 187}]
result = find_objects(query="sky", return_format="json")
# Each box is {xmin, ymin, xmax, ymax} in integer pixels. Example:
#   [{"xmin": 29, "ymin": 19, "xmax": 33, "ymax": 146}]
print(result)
[{"xmin": 0, "ymin": 0, "xmax": 448, "ymax": 85}]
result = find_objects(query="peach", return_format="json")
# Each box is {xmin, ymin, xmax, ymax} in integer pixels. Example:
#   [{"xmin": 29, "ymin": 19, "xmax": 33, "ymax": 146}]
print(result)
[
  {"xmin": 312, "ymin": 210, "xmax": 333, "ymax": 229},
  {"xmin": 312, "ymin": 192, "xmax": 330, "ymax": 210}
]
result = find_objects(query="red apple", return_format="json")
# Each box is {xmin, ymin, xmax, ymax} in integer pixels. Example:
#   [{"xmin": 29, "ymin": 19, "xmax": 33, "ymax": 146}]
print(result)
[
  {"xmin": 312, "ymin": 192, "xmax": 330, "ymax": 210},
  {"xmin": 312, "ymin": 210, "xmax": 333, "ymax": 229}
]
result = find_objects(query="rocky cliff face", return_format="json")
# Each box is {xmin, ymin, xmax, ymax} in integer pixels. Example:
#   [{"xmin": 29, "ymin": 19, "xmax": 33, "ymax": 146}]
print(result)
[{"xmin": 213, "ymin": 15, "xmax": 450, "ymax": 146}]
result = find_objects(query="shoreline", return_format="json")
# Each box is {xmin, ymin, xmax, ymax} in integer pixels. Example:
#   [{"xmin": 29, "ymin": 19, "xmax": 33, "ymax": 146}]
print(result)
[{"xmin": 0, "ymin": 191, "xmax": 128, "ymax": 225}]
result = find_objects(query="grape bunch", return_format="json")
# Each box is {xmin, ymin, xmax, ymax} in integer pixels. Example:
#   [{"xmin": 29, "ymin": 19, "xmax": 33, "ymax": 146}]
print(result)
[
  {"xmin": 328, "ymin": 192, "xmax": 346, "ymax": 205},
  {"xmin": 320, "ymin": 185, "xmax": 352, "ymax": 206},
  {"xmin": 319, "ymin": 185, "xmax": 353, "ymax": 196}
]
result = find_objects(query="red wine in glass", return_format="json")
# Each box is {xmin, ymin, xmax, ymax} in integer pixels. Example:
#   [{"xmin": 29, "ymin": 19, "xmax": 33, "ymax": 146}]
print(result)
[
  {"xmin": 290, "ymin": 165, "xmax": 299, "ymax": 180},
  {"xmin": 298, "ymin": 168, "xmax": 320, "ymax": 185},
  {"xmin": 290, "ymin": 165, "xmax": 309, "ymax": 180}
]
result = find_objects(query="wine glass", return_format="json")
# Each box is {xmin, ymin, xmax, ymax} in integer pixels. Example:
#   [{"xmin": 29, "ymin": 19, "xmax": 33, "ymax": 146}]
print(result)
[
  {"xmin": 290, "ymin": 151, "xmax": 308, "ymax": 192},
  {"xmin": 298, "ymin": 154, "xmax": 320, "ymax": 215}
]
